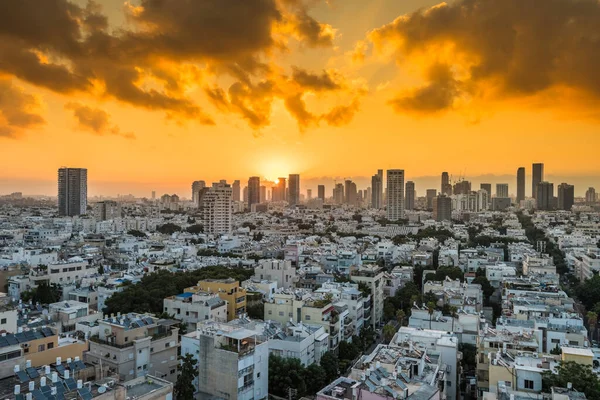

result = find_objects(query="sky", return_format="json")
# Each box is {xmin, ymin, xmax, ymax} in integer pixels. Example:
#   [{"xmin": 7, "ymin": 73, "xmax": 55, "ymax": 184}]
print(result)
[{"xmin": 1, "ymin": 0, "xmax": 600, "ymax": 197}]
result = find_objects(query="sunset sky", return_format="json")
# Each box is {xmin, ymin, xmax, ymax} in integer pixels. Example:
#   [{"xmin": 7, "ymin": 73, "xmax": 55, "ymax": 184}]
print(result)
[{"xmin": 1, "ymin": 0, "xmax": 600, "ymax": 197}]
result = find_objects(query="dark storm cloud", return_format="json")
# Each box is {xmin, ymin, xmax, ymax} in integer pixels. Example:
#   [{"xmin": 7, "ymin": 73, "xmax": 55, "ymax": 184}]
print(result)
[
  {"xmin": 369, "ymin": 0, "xmax": 600, "ymax": 114},
  {"xmin": 64, "ymin": 102, "xmax": 135, "ymax": 139},
  {"xmin": 0, "ymin": 79, "xmax": 45, "ymax": 138},
  {"xmin": 291, "ymin": 67, "xmax": 342, "ymax": 91}
]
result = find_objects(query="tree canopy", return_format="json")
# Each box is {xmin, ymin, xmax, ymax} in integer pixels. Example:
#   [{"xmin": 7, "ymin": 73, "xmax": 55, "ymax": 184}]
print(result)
[
  {"xmin": 186, "ymin": 224, "xmax": 204, "ymax": 234},
  {"xmin": 174, "ymin": 353, "xmax": 198, "ymax": 399},
  {"xmin": 156, "ymin": 223, "xmax": 182, "ymax": 235},
  {"xmin": 542, "ymin": 361, "xmax": 600, "ymax": 399}
]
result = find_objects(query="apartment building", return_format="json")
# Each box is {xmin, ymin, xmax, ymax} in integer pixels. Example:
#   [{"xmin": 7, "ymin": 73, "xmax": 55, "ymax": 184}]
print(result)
[
  {"xmin": 84, "ymin": 313, "xmax": 179, "ymax": 383},
  {"xmin": 187, "ymin": 279, "xmax": 247, "ymax": 321},
  {"xmin": 181, "ymin": 320, "xmax": 269, "ymax": 400},
  {"xmin": 259, "ymin": 321, "xmax": 329, "ymax": 366},
  {"xmin": 350, "ymin": 265, "xmax": 384, "ymax": 328},
  {"xmin": 254, "ymin": 259, "xmax": 297, "ymax": 289},
  {"xmin": 29, "ymin": 258, "xmax": 96, "ymax": 286},
  {"xmin": 163, "ymin": 291, "xmax": 227, "ymax": 331}
]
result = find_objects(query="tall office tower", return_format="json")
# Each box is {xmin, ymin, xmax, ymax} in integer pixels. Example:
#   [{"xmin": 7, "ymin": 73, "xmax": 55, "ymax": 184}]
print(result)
[
  {"xmin": 58, "ymin": 167, "xmax": 87, "ymax": 216},
  {"xmin": 516, "ymin": 167, "xmax": 526, "ymax": 204},
  {"xmin": 232, "ymin": 180, "xmax": 241, "ymax": 202},
  {"xmin": 345, "ymin": 180, "xmax": 357, "ymax": 206},
  {"xmin": 496, "ymin": 184, "xmax": 509, "ymax": 198},
  {"xmin": 192, "ymin": 180, "xmax": 206, "ymax": 205},
  {"xmin": 586, "ymin": 187, "xmax": 597, "ymax": 204},
  {"xmin": 333, "ymin": 183, "xmax": 345, "ymax": 204},
  {"xmin": 198, "ymin": 182, "xmax": 233, "ymax": 234},
  {"xmin": 307, "ymin": 189, "xmax": 312, "ymax": 200},
  {"xmin": 151, "ymin": 191, "xmax": 156, "ymax": 200},
  {"xmin": 426, "ymin": 189, "xmax": 437, "ymax": 210},
  {"xmin": 405, "ymin": 181, "xmax": 415, "ymax": 210},
  {"xmin": 260, "ymin": 186, "xmax": 267, "ymax": 203},
  {"xmin": 386, "ymin": 170, "xmax": 405, "ymax": 221},
  {"xmin": 557, "ymin": 183, "xmax": 575, "ymax": 211},
  {"xmin": 248, "ymin": 176, "xmax": 260, "ymax": 208},
  {"xmin": 476, "ymin": 189, "xmax": 489, "ymax": 211},
  {"xmin": 318, "ymin": 185, "xmax": 325, "ymax": 202},
  {"xmin": 272, "ymin": 177, "xmax": 287, "ymax": 202},
  {"xmin": 536, "ymin": 181, "xmax": 554, "ymax": 210},
  {"xmin": 532, "ymin": 163, "xmax": 544, "ymax": 199},
  {"xmin": 441, "ymin": 172, "xmax": 452, "ymax": 195},
  {"xmin": 93, "ymin": 200, "xmax": 121, "ymax": 221},
  {"xmin": 433, "ymin": 195, "xmax": 452, "ymax": 221},
  {"xmin": 453, "ymin": 180, "xmax": 471, "ymax": 195},
  {"xmin": 371, "ymin": 174, "xmax": 382, "ymax": 209},
  {"xmin": 288, "ymin": 174, "xmax": 300, "ymax": 206}
]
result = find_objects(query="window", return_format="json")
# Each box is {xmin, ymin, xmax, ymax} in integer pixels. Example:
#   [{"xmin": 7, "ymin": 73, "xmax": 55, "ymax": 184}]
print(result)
[
  {"xmin": 551, "ymin": 339, "xmax": 560, "ymax": 344},
  {"xmin": 524, "ymin": 380, "xmax": 534, "ymax": 390},
  {"xmin": 125, "ymin": 337, "xmax": 129, "ymax": 342},
  {"xmin": 278, "ymin": 311, "xmax": 284, "ymax": 316},
  {"xmin": 150, "ymin": 348, "xmax": 154, "ymax": 352},
  {"xmin": 24, "ymin": 348, "xmax": 29, "ymax": 354},
  {"xmin": 138, "ymin": 350, "xmax": 142, "ymax": 354},
  {"xmin": 170, "ymin": 369, "xmax": 176, "ymax": 374},
  {"xmin": 38, "ymin": 344, "xmax": 45, "ymax": 352},
  {"xmin": 0, "ymin": 318, "xmax": 6, "ymax": 324},
  {"xmin": 305, "ymin": 315, "xmax": 311, "ymax": 320},
  {"xmin": 257, "ymin": 372, "xmax": 261, "ymax": 378},
  {"xmin": 268, "ymin": 310, "xmax": 272, "ymax": 315},
  {"xmin": 47, "ymin": 342, "xmax": 54, "ymax": 349}
]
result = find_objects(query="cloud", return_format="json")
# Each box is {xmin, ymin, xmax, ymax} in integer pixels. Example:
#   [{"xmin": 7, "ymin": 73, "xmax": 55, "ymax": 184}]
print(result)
[
  {"xmin": 367, "ymin": 0, "xmax": 600, "ymax": 117},
  {"xmin": 64, "ymin": 102, "xmax": 135, "ymax": 139},
  {"xmin": 0, "ymin": 79, "xmax": 45, "ymax": 138},
  {"xmin": 291, "ymin": 67, "xmax": 342, "ymax": 91},
  {"xmin": 0, "ymin": 0, "xmax": 354, "ymax": 131}
]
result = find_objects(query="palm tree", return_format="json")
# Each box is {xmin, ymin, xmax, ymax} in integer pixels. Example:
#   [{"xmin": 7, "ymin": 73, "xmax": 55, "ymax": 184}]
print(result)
[
  {"xmin": 587, "ymin": 311, "xmax": 598, "ymax": 342},
  {"xmin": 449, "ymin": 306, "xmax": 458, "ymax": 332},
  {"xmin": 396, "ymin": 310, "xmax": 405, "ymax": 327},
  {"xmin": 383, "ymin": 324, "xmax": 397, "ymax": 343},
  {"xmin": 427, "ymin": 301, "xmax": 436, "ymax": 330}
]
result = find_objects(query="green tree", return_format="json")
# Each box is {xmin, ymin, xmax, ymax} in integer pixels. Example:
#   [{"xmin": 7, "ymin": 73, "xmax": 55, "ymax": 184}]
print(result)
[
  {"xmin": 383, "ymin": 325, "xmax": 397, "ymax": 343},
  {"xmin": 587, "ymin": 311, "xmax": 598, "ymax": 342},
  {"xmin": 174, "ymin": 353, "xmax": 198, "ymax": 400},
  {"xmin": 269, "ymin": 355, "xmax": 307, "ymax": 397},
  {"xmin": 127, "ymin": 229, "xmax": 147, "ymax": 238},
  {"xmin": 542, "ymin": 361, "xmax": 600, "ymax": 399},
  {"xmin": 320, "ymin": 351, "xmax": 339, "ymax": 383},
  {"xmin": 304, "ymin": 364, "xmax": 326, "ymax": 394},
  {"xmin": 157, "ymin": 223, "xmax": 182, "ymax": 235},
  {"xmin": 427, "ymin": 301, "xmax": 436, "ymax": 329},
  {"xmin": 186, "ymin": 224, "xmax": 204, "ymax": 234},
  {"xmin": 396, "ymin": 310, "xmax": 405, "ymax": 326}
]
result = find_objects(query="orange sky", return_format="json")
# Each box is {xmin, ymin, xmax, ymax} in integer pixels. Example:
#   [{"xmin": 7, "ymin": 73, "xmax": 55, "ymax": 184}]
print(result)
[{"xmin": 1, "ymin": 0, "xmax": 599, "ymax": 197}]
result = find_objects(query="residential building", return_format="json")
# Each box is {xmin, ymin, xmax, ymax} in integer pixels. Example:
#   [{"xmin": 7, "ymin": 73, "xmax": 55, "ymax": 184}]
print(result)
[
  {"xmin": 536, "ymin": 181, "xmax": 554, "ymax": 210},
  {"xmin": 273, "ymin": 177, "xmax": 286, "ymax": 202},
  {"xmin": 254, "ymin": 259, "xmax": 297, "ymax": 289},
  {"xmin": 190, "ymin": 279, "xmax": 247, "ymax": 321},
  {"xmin": 585, "ymin": 187, "xmax": 596, "ymax": 204},
  {"xmin": 181, "ymin": 320, "xmax": 268, "ymax": 400},
  {"xmin": 288, "ymin": 174, "xmax": 300, "ymax": 206},
  {"xmin": 350, "ymin": 265, "xmax": 384, "ymax": 329},
  {"xmin": 333, "ymin": 183, "xmax": 344, "ymax": 205},
  {"xmin": 371, "ymin": 174, "xmax": 382, "ymax": 209},
  {"xmin": 386, "ymin": 170, "xmax": 405, "ymax": 221},
  {"xmin": 426, "ymin": 189, "xmax": 437, "ymax": 210},
  {"xmin": 517, "ymin": 167, "xmax": 525, "ymax": 204},
  {"xmin": 557, "ymin": 183, "xmax": 574, "ymax": 211},
  {"xmin": 93, "ymin": 201, "xmax": 121, "ymax": 221},
  {"xmin": 345, "ymin": 180, "xmax": 357, "ymax": 206},
  {"xmin": 318, "ymin": 185, "xmax": 325, "ymax": 202},
  {"xmin": 453, "ymin": 180, "xmax": 471, "ymax": 195},
  {"xmin": 58, "ymin": 167, "xmax": 87, "ymax": 216},
  {"xmin": 442, "ymin": 171, "xmax": 452, "ymax": 195},
  {"xmin": 30, "ymin": 258, "xmax": 96, "ymax": 286},
  {"xmin": 85, "ymin": 313, "xmax": 179, "ymax": 383},
  {"xmin": 232, "ymin": 180, "xmax": 241, "ymax": 202},
  {"xmin": 433, "ymin": 195, "xmax": 452, "ymax": 221},
  {"xmin": 163, "ymin": 291, "xmax": 228, "ymax": 331},
  {"xmin": 260, "ymin": 321, "xmax": 329, "ymax": 366},
  {"xmin": 248, "ymin": 177, "xmax": 260, "ymax": 208},
  {"xmin": 197, "ymin": 182, "xmax": 233, "ymax": 234},
  {"xmin": 496, "ymin": 184, "xmax": 509, "ymax": 198},
  {"xmin": 192, "ymin": 180, "xmax": 206, "ymax": 205},
  {"xmin": 532, "ymin": 163, "xmax": 544, "ymax": 199},
  {"xmin": 405, "ymin": 181, "xmax": 415, "ymax": 210}
]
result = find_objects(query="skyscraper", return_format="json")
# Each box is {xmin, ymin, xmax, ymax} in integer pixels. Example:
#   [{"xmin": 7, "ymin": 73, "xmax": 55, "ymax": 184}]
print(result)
[
  {"xmin": 232, "ymin": 180, "xmax": 241, "ymax": 202},
  {"xmin": 433, "ymin": 195, "xmax": 452, "ymax": 221},
  {"xmin": 371, "ymin": 173, "xmax": 382, "ymax": 209},
  {"xmin": 557, "ymin": 183, "xmax": 574, "ymax": 211},
  {"xmin": 198, "ymin": 182, "xmax": 232, "ymax": 234},
  {"xmin": 405, "ymin": 181, "xmax": 415, "ymax": 210},
  {"xmin": 318, "ymin": 185, "xmax": 325, "ymax": 202},
  {"xmin": 333, "ymin": 183, "xmax": 344, "ymax": 204},
  {"xmin": 532, "ymin": 163, "xmax": 544, "ymax": 199},
  {"xmin": 516, "ymin": 167, "xmax": 525, "ymax": 204},
  {"xmin": 536, "ymin": 181, "xmax": 554, "ymax": 210},
  {"xmin": 441, "ymin": 172, "xmax": 452, "ymax": 195},
  {"xmin": 586, "ymin": 187, "xmax": 596, "ymax": 204},
  {"xmin": 426, "ymin": 189, "xmax": 437, "ymax": 210},
  {"xmin": 272, "ymin": 177, "xmax": 287, "ymax": 202},
  {"xmin": 345, "ymin": 180, "xmax": 357, "ymax": 206},
  {"xmin": 307, "ymin": 189, "xmax": 312, "ymax": 200},
  {"xmin": 377, "ymin": 169, "xmax": 384, "ymax": 207},
  {"xmin": 192, "ymin": 180, "xmax": 206, "ymax": 205},
  {"xmin": 386, "ymin": 170, "xmax": 405, "ymax": 221},
  {"xmin": 260, "ymin": 186, "xmax": 267, "ymax": 203},
  {"xmin": 248, "ymin": 177, "xmax": 260, "ymax": 209},
  {"xmin": 288, "ymin": 174, "xmax": 300, "ymax": 206},
  {"xmin": 453, "ymin": 180, "xmax": 471, "ymax": 195},
  {"xmin": 58, "ymin": 167, "xmax": 87, "ymax": 216},
  {"xmin": 480, "ymin": 183, "xmax": 491, "ymax": 197},
  {"xmin": 496, "ymin": 183, "xmax": 509, "ymax": 198}
]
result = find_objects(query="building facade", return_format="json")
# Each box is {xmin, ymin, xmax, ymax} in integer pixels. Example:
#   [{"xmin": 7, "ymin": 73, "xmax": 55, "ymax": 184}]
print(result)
[
  {"xmin": 386, "ymin": 170, "xmax": 405, "ymax": 221},
  {"xmin": 58, "ymin": 168, "xmax": 87, "ymax": 216}
]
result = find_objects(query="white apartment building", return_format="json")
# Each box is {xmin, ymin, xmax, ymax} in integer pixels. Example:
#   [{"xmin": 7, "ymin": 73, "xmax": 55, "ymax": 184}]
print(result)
[
  {"xmin": 30, "ymin": 258, "xmax": 96, "ymax": 286},
  {"xmin": 522, "ymin": 254, "xmax": 556, "ymax": 276},
  {"xmin": 259, "ymin": 321, "xmax": 329, "ymax": 366},
  {"xmin": 163, "ymin": 291, "xmax": 228, "ymax": 331},
  {"xmin": 254, "ymin": 259, "xmax": 297, "ymax": 289},
  {"xmin": 350, "ymin": 265, "xmax": 385, "ymax": 328},
  {"xmin": 315, "ymin": 282, "xmax": 365, "ymax": 336},
  {"xmin": 0, "ymin": 294, "xmax": 17, "ymax": 334},
  {"xmin": 198, "ymin": 182, "xmax": 233, "ymax": 235},
  {"xmin": 181, "ymin": 321, "xmax": 269, "ymax": 400}
]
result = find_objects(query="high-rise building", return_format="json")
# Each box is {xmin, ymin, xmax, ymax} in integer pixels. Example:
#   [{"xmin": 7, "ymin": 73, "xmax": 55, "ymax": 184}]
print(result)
[
  {"xmin": 476, "ymin": 189, "xmax": 489, "ymax": 211},
  {"xmin": 151, "ymin": 191, "xmax": 156, "ymax": 200},
  {"xmin": 441, "ymin": 172, "xmax": 452, "ymax": 195},
  {"xmin": 345, "ymin": 180, "xmax": 357, "ymax": 206},
  {"xmin": 288, "ymin": 174, "xmax": 300, "ymax": 206},
  {"xmin": 243, "ymin": 186, "xmax": 248, "ymax": 203},
  {"xmin": 480, "ymin": 183, "xmax": 491, "ymax": 197},
  {"xmin": 377, "ymin": 169, "xmax": 384, "ymax": 207},
  {"xmin": 496, "ymin": 183, "xmax": 509, "ymax": 198},
  {"xmin": 386, "ymin": 170, "xmax": 405, "ymax": 221},
  {"xmin": 247, "ymin": 177, "xmax": 260, "ymax": 208},
  {"xmin": 516, "ymin": 167, "xmax": 525, "ymax": 204},
  {"xmin": 198, "ymin": 182, "xmax": 233, "ymax": 234},
  {"xmin": 371, "ymin": 174, "xmax": 382, "ymax": 209},
  {"xmin": 318, "ymin": 185, "xmax": 325, "ymax": 202},
  {"xmin": 333, "ymin": 183, "xmax": 344, "ymax": 204},
  {"xmin": 272, "ymin": 177, "xmax": 287, "ymax": 202},
  {"xmin": 192, "ymin": 180, "xmax": 206, "ymax": 205},
  {"xmin": 58, "ymin": 167, "xmax": 87, "ymax": 216},
  {"xmin": 405, "ymin": 181, "xmax": 415, "ymax": 210},
  {"xmin": 426, "ymin": 189, "xmax": 437, "ymax": 210},
  {"xmin": 366, "ymin": 187, "xmax": 372, "ymax": 205},
  {"xmin": 307, "ymin": 189, "xmax": 312, "ymax": 200},
  {"xmin": 453, "ymin": 180, "xmax": 471, "ymax": 195},
  {"xmin": 232, "ymin": 180, "xmax": 241, "ymax": 202},
  {"xmin": 536, "ymin": 181, "xmax": 554, "ymax": 210},
  {"xmin": 433, "ymin": 195, "xmax": 452, "ymax": 221},
  {"xmin": 93, "ymin": 200, "xmax": 121, "ymax": 221},
  {"xmin": 557, "ymin": 183, "xmax": 574, "ymax": 211},
  {"xmin": 586, "ymin": 187, "xmax": 596, "ymax": 204},
  {"xmin": 259, "ymin": 186, "xmax": 267, "ymax": 203},
  {"xmin": 532, "ymin": 163, "xmax": 544, "ymax": 199}
]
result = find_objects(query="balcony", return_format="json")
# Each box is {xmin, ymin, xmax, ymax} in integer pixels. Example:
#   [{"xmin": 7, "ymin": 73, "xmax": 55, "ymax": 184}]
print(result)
[{"xmin": 89, "ymin": 335, "xmax": 134, "ymax": 349}]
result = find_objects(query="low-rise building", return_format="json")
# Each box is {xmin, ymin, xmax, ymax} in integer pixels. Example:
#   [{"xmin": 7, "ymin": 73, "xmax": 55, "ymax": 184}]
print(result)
[{"xmin": 163, "ymin": 291, "xmax": 227, "ymax": 331}]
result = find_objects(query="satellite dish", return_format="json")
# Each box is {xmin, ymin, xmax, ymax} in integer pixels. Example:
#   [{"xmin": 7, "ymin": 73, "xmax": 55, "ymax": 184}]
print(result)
[{"xmin": 98, "ymin": 386, "xmax": 107, "ymax": 394}]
